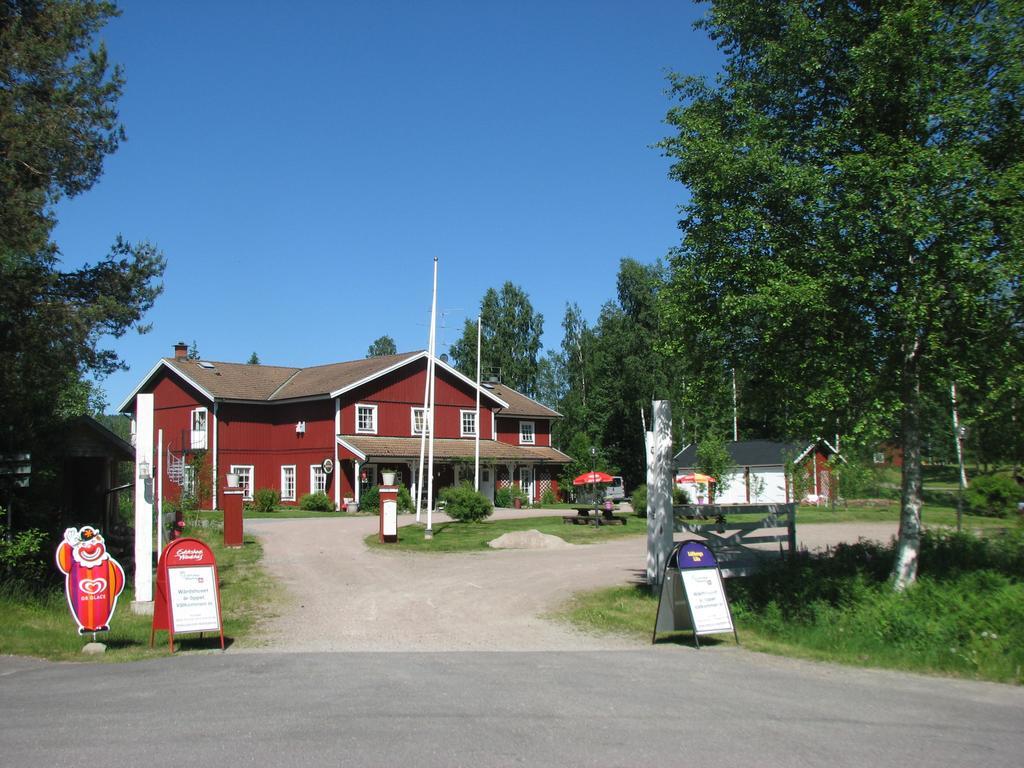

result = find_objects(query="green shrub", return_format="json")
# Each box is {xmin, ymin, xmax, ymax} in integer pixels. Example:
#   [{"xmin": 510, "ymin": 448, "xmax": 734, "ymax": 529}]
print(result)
[
  {"xmin": 248, "ymin": 487, "xmax": 280, "ymax": 514},
  {"xmin": 358, "ymin": 485, "xmax": 379, "ymax": 513},
  {"xmin": 0, "ymin": 524, "xmax": 48, "ymax": 589},
  {"xmin": 541, "ymin": 488, "xmax": 558, "ymax": 506},
  {"xmin": 300, "ymin": 492, "xmax": 335, "ymax": 511},
  {"xmin": 440, "ymin": 482, "xmax": 493, "ymax": 522},
  {"xmin": 632, "ymin": 484, "xmax": 647, "ymax": 517},
  {"xmin": 397, "ymin": 483, "xmax": 413, "ymax": 512},
  {"xmin": 673, "ymin": 486, "xmax": 690, "ymax": 505},
  {"xmin": 964, "ymin": 474, "xmax": 1021, "ymax": 518},
  {"xmin": 495, "ymin": 487, "xmax": 513, "ymax": 508}
]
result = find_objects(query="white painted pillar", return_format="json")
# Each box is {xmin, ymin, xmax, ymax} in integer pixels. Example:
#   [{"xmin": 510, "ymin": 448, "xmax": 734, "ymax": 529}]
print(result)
[
  {"xmin": 334, "ymin": 400, "xmax": 341, "ymax": 510},
  {"xmin": 211, "ymin": 403, "xmax": 219, "ymax": 510},
  {"xmin": 646, "ymin": 400, "xmax": 674, "ymax": 589},
  {"xmin": 133, "ymin": 394, "xmax": 155, "ymax": 606},
  {"xmin": 354, "ymin": 461, "xmax": 361, "ymax": 505}
]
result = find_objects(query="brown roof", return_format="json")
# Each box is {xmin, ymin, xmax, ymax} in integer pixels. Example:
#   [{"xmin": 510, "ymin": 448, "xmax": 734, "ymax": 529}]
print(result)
[
  {"xmin": 159, "ymin": 352, "xmax": 421, "ymax": 402},
  {"xmin": 163, "ymin": 358, "xmax": 301, "ymax": 401},
  {"xmin": 124, "ymin": 351, "xmax": 559, "ymax": 419},
  {"xmin": 485, "ymin": 383, "xmax": 561, "ymax": 418},
  {"xmin": 341, "ymin": 435, "xmax": 571, "ymax": 464}
]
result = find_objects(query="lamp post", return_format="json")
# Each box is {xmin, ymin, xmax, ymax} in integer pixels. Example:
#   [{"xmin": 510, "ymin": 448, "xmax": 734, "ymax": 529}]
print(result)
[{"xmin": 590, "ymin": 447, "xmax": 599, "ymax": 527}]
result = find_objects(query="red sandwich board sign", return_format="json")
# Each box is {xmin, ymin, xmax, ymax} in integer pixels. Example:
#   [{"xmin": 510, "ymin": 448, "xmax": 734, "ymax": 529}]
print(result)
[{"xmin": 151, "ymin": 538, "xmax": 225, "ymax": 652}]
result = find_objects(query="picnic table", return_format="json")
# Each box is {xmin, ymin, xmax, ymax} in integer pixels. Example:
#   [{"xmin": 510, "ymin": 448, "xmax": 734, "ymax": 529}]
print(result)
[{"xmin": 562, "ymin": 505, "xmax": 628, "ymax": 526}]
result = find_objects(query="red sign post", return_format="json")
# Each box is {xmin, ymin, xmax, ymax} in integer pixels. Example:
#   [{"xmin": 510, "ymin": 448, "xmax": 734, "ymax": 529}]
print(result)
[
  {"xmin": 151, "ymin": 538, "xmax": 225, "ymax": 652},
  {"xmin": 222, "ymin": 487, "xmax": 244, "ymax": 548}
]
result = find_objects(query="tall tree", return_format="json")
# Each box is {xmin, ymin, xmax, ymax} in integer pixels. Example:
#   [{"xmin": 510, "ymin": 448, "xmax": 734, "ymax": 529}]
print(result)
[
  {"xmin": 247, "ymin": 352, "xmax": 260, "ymax": 365},
  {"xmin": 449, "ymin": 282, "xmax": 544, "ymax": 396},
  {"xmin": 366, "ymin": 335, "xmax": 397, "ymax": 357},
  {"xmin": 0, "ymin": 1, "xmax": 165, "ymax": 519},
  {"xmin": 658, "ymin": 0, "xmax": 1023, "ymax": 589}
]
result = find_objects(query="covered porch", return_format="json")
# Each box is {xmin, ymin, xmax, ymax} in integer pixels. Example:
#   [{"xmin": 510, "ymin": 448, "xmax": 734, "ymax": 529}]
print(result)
[{"xmin": 335, "ymin": 435, "xmax": 569, "ymax": 508}]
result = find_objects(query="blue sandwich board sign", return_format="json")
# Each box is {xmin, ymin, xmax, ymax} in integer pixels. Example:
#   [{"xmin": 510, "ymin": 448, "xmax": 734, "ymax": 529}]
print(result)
[{"xmin": 652, "ymin": 540, "xmax": 739, "ymax": 647}]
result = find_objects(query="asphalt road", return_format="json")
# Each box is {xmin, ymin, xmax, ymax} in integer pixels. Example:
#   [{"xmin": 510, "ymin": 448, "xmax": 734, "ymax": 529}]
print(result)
[{"xmin": 1, "ymin": 649, "xmax": 1021, "ymax": 767}]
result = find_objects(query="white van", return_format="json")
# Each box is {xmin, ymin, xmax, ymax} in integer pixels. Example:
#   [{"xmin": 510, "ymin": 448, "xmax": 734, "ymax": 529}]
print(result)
[{"xmin": 604, "ymin": 476, "xmax": 625, "ymax": 502}]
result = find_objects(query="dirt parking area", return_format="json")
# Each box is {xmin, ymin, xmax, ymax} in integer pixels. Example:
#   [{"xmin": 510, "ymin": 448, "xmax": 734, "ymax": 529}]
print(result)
[{"xmin": 242, "ymin": 510, "xmax": 899, "ymax": 653}]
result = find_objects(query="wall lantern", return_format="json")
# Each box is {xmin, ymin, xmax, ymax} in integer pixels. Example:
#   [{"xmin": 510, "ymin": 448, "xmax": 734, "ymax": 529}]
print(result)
[{"xmin": 138, "ymin": 458, "xmax": 151, "ymax": 480}]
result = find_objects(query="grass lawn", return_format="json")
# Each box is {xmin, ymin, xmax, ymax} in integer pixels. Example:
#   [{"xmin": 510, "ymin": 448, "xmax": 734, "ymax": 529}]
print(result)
[
  {"xmin": 683, "ymin": 501, "xmax": 1010, "ymax": 529},
  {"xmin": 557, "ymin": 529, "xmax": 1024, "ymax": 684},
  {"xmin": 0, "ymin": 525, "xmax": 277, "ymax": 662},
  {"xmin": 365, "ymin": 514, "xmax": 641, "ymax": 552}
]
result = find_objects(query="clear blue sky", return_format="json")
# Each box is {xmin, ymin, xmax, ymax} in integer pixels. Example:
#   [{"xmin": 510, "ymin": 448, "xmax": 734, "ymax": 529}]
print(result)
[{"xmin": 51, "ymin": 1, "xmax": 723, "ymax": 410}]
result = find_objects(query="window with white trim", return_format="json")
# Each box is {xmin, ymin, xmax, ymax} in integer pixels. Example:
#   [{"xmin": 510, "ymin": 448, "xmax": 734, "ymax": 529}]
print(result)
[
  {"xmin": 356, "ymin": 403, "xmax": 377, "ymax": 434},
  {"xmin": 281, "ymin": 465, "xmax": 296, "ymax": 501},
  {"xmin": 183, "ymin": 464, "xmax": 197, "ymax": 498},
  {"xmin": 461, "ymin": 409, "xmax": 477, "ymax": 437},
  {"xmin": 191, "ymin": 407, "xmax": 208, "ymax": 450},
  {"xmin": 411, "ymin": 407, "xmax": 426, "ymax": 436},
  {"xmin": 310, "ymin": 464, "xmax": 328, "ymax": 495},
  {"xmin": 519, "ymin": 421, "xmax": 535, "ymax": 445},
  {"xmin": 230, "ymin": 465, "xmax": 254, "ymax": 500}
]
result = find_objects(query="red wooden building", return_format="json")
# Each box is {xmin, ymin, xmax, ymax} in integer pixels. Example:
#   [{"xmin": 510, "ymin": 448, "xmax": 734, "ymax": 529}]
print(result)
[{"xmin": 118, "ymin": 344, "xmax": 570, "ymax": 510}]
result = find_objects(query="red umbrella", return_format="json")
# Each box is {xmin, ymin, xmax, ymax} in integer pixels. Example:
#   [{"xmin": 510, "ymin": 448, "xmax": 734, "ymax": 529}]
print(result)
[
  {"xmin": 675, "ymin": 473, "xmax": 716, "ymax": 484},
  {"xmin": 573, "ymin": 471, "xmax": 614, "ymax": 486}
]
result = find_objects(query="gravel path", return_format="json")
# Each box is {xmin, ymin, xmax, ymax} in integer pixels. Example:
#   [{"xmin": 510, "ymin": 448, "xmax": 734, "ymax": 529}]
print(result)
[{"xmin": 241, "ymin": 510, "xmax": 899, "ymax": 653}]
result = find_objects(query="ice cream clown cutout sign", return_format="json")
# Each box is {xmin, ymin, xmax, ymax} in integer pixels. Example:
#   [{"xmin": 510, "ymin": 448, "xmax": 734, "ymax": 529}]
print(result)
[{"xmin": 55, "ymin": 526, "xmax": 126, "ymax": 634}]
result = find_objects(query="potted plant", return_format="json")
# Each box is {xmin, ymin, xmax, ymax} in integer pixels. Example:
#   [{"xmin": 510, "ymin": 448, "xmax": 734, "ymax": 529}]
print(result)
[{"xmin": 381, "ymin": 469, "xmax": 397, "ymax": 486}]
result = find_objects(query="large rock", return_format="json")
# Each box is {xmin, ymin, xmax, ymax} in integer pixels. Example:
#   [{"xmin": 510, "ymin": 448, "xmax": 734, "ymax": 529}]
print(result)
[{"xmin": 488, "ymin": 529, "xmax": 575, "ymax": 550}]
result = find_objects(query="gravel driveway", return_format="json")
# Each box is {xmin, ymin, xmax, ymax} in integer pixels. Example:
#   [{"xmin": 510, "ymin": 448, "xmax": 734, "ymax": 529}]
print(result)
[{"xmin": 241, "ymin": 510, "xmax": 899, "ymax": 653}]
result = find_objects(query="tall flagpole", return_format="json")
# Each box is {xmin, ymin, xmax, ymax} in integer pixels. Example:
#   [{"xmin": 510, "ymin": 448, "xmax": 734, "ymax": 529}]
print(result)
[
  {"xmin": 425, "ymin": 258, "xmax": 439, "ymax": 539},
  {"xmin": 474, "ymin": 315, "xmax": 481, "ymax": 491},
  {"xmin": 415, "ymin": 345, "xmax": 431, "ymax": 523}
]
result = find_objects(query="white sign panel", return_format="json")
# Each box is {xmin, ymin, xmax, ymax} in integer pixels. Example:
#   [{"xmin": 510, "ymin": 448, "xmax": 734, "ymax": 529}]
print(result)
[
  {"xmin": 680, "ymin": 569, "xmax": 734, "ymax": 635},
  {"xmin": 168, "ymin": 565, "xmax": 221, "ymax": 633},
  {"xmin": 383, "ymin": 499, "xmax": 397, "ymax": 537}
]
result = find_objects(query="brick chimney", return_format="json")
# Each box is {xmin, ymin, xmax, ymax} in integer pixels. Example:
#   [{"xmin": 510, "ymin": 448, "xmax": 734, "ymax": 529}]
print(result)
[{"xmin": 174, "ymin": 341, "xmax": 188, "ymax": 359}]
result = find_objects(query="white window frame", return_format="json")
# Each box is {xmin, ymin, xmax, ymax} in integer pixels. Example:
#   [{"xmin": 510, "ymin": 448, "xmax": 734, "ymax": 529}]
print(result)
[
  {"xmin": 183, "ymin": 464, "xmax": 197, "ymax": 498},
  {"xmin": 356, "ymin": 403, "xmax": 378, "ymax": 434},
  {"xmin": 191, "ymin": 407, "xmax": 208, "ymax": 450},
  {"xmin": 281, "ymin": 465, "xmax": 296, "ymax": 502},
  {"xmin": 411, "ymin": 406, "xmax": 426, "ymax": 436},
  {"xmin": 519, "ymin": 420, "xmax": 535, "ymax": 445},
  {"xmin": 310, "ymin": 464, "xmax": 328, "ymax": 495},
  {"xmin": 230, "ymin": 464, "xmax": 254, "ymax": 501},
  {"xmin": 460, "ymin": 409, "xmax": 477, "ymax": 437}
]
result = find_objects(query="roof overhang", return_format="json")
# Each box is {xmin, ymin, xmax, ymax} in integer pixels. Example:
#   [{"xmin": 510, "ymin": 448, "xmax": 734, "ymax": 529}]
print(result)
[
  {"xmin": 117, "ymin": 360, "xmax": 215, "ymax": 414},
  {"xmin": 336, "ymin": 436, "xmax": 367, "ymax": 462}
]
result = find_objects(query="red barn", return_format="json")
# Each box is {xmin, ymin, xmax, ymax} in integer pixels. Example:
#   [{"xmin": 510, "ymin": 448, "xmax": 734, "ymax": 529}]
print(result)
[{"xmin": 118, "ymin": 344, "xmax": 569, "ymax": 509}]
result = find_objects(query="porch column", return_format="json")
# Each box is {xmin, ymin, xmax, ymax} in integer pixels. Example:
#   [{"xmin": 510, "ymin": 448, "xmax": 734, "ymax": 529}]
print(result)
[
  {"xmin": 212, "ymin": 402, "xmax": 219, "ymax": 510},
  {"xmin": 354, "ymin": 460, "xmax": 361, "ymax": 505},
  {"xmin": 333, "ymin": 400, "xmax": 341, "ymax": 510}
]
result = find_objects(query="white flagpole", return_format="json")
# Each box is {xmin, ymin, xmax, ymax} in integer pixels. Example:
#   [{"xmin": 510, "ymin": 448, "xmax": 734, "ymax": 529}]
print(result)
[
  {"xmin": 474, "ymin": 315, "xmax": 481, "ymax": 491},
  {"xmin": 415, "ymin": 348, "xmax": 431, "ymax": 522},
  {"xmin": 425, "ymin": 258, "xmax": 439, "ymax": 538}
]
